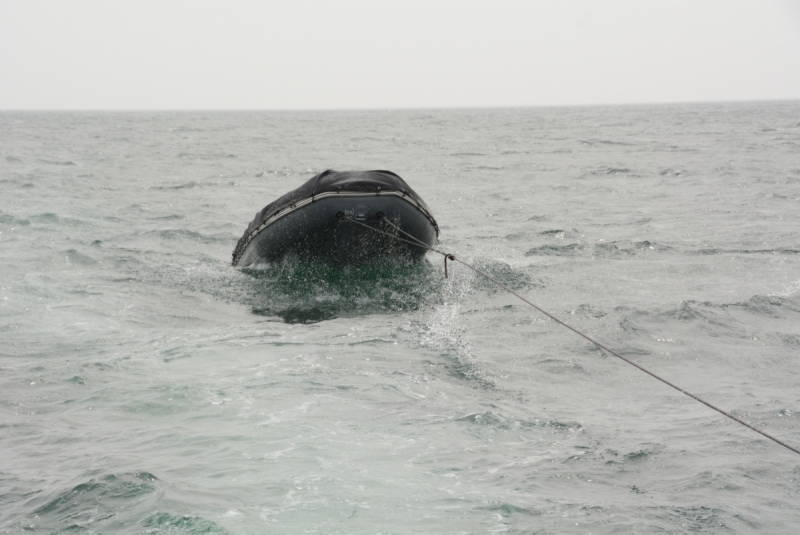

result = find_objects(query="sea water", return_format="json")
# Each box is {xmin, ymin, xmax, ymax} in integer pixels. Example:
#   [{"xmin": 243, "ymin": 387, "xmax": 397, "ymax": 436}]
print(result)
[{"xmin": 1, "ymin": 103, "xmax": 800, "ymax": 533}]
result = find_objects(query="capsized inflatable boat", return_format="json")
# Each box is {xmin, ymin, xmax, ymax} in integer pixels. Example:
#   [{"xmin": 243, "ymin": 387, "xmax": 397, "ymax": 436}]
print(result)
[{"xmin": 232, "ymin": 170, "xmax": 439, "ymax": 266}]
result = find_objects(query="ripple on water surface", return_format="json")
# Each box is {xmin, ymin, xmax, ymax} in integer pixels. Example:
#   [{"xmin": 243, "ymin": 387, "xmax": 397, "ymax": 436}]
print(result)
[
  {"xmin": 23, "ymin": 472, "xmax": 230, "ymax": 534},
  {"xmin": 2, "ymin": 105, "xmax": 800, "ymax": 532}
]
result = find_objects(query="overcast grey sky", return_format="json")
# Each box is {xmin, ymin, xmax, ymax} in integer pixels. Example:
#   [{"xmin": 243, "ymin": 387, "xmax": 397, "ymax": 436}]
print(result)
[{"xmin": 1, "ymin": 0, "xmax": 798, "ymax": 109}]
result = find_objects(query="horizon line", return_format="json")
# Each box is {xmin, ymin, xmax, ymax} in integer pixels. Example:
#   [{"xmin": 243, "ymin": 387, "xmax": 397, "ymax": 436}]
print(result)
[{"xmin": 1, "ymin": 97, "xmax": 798, "ymax": 113}]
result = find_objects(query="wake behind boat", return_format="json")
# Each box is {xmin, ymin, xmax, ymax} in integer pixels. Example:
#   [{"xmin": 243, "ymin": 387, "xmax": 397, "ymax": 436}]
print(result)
[{"xmin": 232, "ymin": 170, "xmax": 439, "ymax": 266}]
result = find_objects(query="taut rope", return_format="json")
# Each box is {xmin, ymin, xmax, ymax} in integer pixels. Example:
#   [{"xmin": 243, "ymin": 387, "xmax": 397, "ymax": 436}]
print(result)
[{"xmin": 344, "ymin": 215, "xmax": 800, "ymax": 457}]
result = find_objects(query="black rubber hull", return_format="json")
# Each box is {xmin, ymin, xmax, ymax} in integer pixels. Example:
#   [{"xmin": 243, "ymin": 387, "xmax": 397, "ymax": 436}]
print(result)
[{"xmin": 234, "ymin": 195, "xmax": 437, "ymax": 267}]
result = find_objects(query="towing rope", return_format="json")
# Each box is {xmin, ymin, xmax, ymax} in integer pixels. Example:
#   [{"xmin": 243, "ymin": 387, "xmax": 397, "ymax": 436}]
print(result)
[{"xmin": 344, "ymin": 215, "xmax": 800, "ymax": 457}]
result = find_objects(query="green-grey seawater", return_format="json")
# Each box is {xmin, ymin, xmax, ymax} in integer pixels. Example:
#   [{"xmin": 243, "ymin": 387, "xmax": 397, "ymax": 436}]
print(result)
[{"xmin": 2, "ymin": 103, "xmax": 800, "ymax": 533}]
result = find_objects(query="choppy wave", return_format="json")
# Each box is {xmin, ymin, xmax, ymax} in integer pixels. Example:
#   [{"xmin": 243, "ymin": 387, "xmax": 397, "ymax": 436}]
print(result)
[
  {"xmin": 3, "ymin": 104, "xmax": 800, "ymax": 533},
  {"xmin": 27, "ymin": 472, "xmax": 160, "ymax": 532},
  {"xmin": 176, "ymin": 151, "xmax": 237, "ymax": 160},
  {"xmin": 724, "ymin": 293, "xmax": 800, "ymax": 317},
  {"xmin": 616, "ymin": 294, "xmax": 800, "ymax": 345},
  {"xmin": 146, "ymin": 228, "xmax": 233, "ymax": 244},
  {"xmin": 143, "ymin": 512, "xmax": 229, "ymax": 534},
  {"xmin": 6, "ymin": 212, "xmax": 91, "ymax": 228},
  {"xmin": 587, "ymin": 166, "xmax": 634, "ymax": 176},
  {"xmin": 659, "ymin": 167, "xmax": 688, "ymax": 176},
  {"xmin": 594, "ymin": 240, "xmax": 673, "ymax": 256},
  {"xmin": 456, "ymin": 410, "xmax": 582, "ymax": 432},
  {"xmin": 564, "ymin": 443, "xmax": 663, "ymax": 464},
  {"xmin": 526, "ymin": 243, "xmax": 585, "ymax": 256},
  {"xmin": 578, "ymin": 138, "xmax": 635, "ymax": 146},
  {"xmin": 0, "ymin": 212, "xmax": 32, "ymax": 226},
  {"xmin": 525, "ymin": 240, "xmax": 670, "ymax": 257},
  {"xmin": 37, "ymin": 158, "xmax": 77, "ymax": 166},
  {"xmin": 18, "ymin": 471, "xmax": 229, "ymax": 534},
  {"xmin": 60, "ymin": 248, "xmax": 98, "ymax": 266},
  {"xmin": 150, "ymin": 181, "xmax": 200, "ymax": 190},
  {"xmin": 538, "ymin": 228, "xmax": 576, "ymax": 237},
  {"xmin": 693, "ymin": 247, "xmax": 800, "ymax": 256},
  {"xmin": 657, "ymin": 294, "xmax": 800, "ymax": 321}
]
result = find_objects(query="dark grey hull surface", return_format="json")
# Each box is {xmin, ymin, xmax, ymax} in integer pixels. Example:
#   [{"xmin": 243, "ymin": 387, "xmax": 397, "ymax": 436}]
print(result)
[{"xmin": 232, "ymin": 170, "xmax": 438, "ymax": 266}]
